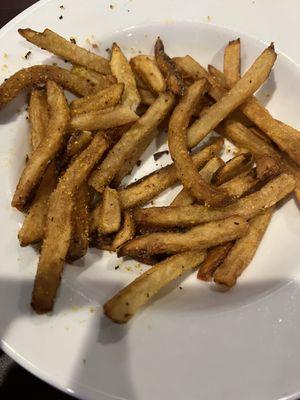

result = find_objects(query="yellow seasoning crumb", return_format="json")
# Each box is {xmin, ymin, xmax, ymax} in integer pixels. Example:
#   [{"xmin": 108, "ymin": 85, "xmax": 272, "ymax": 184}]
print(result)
[
  {"xmin": 207, "ymin": 16, "xmax": 211, "ymax": 22},
  {"xmin": 89, "ymin": 307, "xmax": 95, "ymax": 313},
  {"xmin": 3, "ymin": 53, "xmax": 8, "ymax": 59},
  {"xmin": 126, "ymin": 266, "xmax": 132, "ymax": 272},
  {"xmin": 65, "ymin": 326, "xmax": 70, "ymax": 331},
  {"xmin": 71, "ymin": 305, "xmax": 80, "ymax": 311}
]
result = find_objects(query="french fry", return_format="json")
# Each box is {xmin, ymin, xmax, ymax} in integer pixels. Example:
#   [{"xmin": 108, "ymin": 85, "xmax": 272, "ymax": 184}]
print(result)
[
  {"xmin": 212, "ymin": 152, "xmax": 253, "ymax": 186},
  {"xmin": 155, "ymin": 37, "xmax": 185, "ymax": 96},
  {"xmin": 69, "ymin": 105, "xmax": 139, "ymax": 131},
  {"xmin": 119, "ymin": 216, "xmax": 248, "ymax": 256},
  {"xmin": 70, "ymin": 83, "xmax": 124, "ymax": 115},
  {"xmin": 207, "ymin": 64, "xmax": 228, "ymax": 88},
  {"xmin": 89, "ymin": 92, "xmax": 175, "ymax": 192},
  {"xmin": 255, "ymin": 155, "xmax": 280, "ymax": 181},
  {"xmin": 133, "ymin": 173, "xmax": 295, "ymax": 228},
  {"xmin": 223, "ymin": 38, "xmax": 241, "ymax": 88},
  {"xmin": 31, "ymin": 132, "xmax": 109, "ymax": 313},
  {"xmin": 112, "ymin": 211, "xmax": 135, "ymax": 250},
  {"xmin": 168, "ymin": 79, "xmax": 231, "ymax": 206},
  {"xmin": 71, "ymin": 65, "xmax": 116, "ymax": 87},
  {"xmin": 171, "ymin": 156, "xmax": 225, "ymax": 206},
  {"xmin": 197, "ymin": 243, "xmax": 233, "ymax": 281},
  {"xmin": 138, "ymin": 87, "xmax": 156, "ymax": 105},
  {"xmin": 214, "ymin": 208, "xmax": 274, "ymax": 287},
  {"xmin": 104, "ymin": 250, "xmax": 206, "ymax": 323},
  {"xmin": 219, "ymin": 172, "xmax": 258, "ymax": 198},
  {"xmin": 118, "ymin": 137, "xmax": 223, "ymax": 209},
  {"xmin": 0, "ymin": 65, "xmax": 98, "ymax": 109},
  {"xmin": 65, "ymin": 131, "xmax": 93, "ymax": 159},
  {"xmin": 28, "ymin": 89, "xmax": 49, "ymax": 149},
  {"xmin": 66, "ymin": 182, "xmax": 89, "ymax": 262},
  {"xmin": 98, "ymin": 187, "xmax": 121, "ymax": 234},
  {"xmin": 110, "ymin": 43, "xmax": 140, "ymax": 111},
  {"xmin": 19, "ymin": 28, "xmax": 110, "ymax": 74},
  {"xmin": 12, "ymin": 81, "xmax": 69, "ymax": 210},
  {"xmin": 131, "ymin": 55, "xmax": 166, "ymax": 93}
]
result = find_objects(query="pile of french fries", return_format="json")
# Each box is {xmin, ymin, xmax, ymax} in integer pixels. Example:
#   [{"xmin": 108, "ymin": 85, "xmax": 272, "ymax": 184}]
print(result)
[{"xmin": 3, "ymin": 28, "xmax": 300, "ymax": 323}]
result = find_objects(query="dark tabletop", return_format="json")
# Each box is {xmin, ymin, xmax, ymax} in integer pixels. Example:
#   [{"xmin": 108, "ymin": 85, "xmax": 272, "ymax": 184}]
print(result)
[{"xmin": 0, "ymin": 3, "xmax": 73, "ymax": 399}]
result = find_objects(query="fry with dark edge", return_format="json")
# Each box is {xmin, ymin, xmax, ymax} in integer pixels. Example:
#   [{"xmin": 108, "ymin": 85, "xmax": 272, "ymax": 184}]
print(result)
[
  {"xmin": 112, "ymin": 211, "xmax": 135, "ymax": 250},
  {"xmin": 28, "ymin": 89, "xmax": 49, "ymax": 149},
  {"xmin": 12, "ymin": 81, "xmax": 69, "ymax": 210},
  {"xmin": 212, "ymin": 152, "xmax": 253, "ymax": 186},
  {"xmin": 71, "ymin": 65, "xmax": 116, "ymax": 87},
  {"xmin": 131, "ymin": 55, "xmax": 166, "ymax": 93},
  {"xmin": 98, "ymin": 187, "xmax": 121, "ymax": 234},
  {"xmin": 104, "ymin": 251, "xmax": 206, "ymax": 323},
  {"xmin": 31, "ymin": 132, "xmax": 109, "ymax": 314},
  {"xmin": 197, "ymin": 243, "xmax": 233, "ymax": 281},
  {"xmin": 155, "ymin": 37, "xmax": 186, "ymax": 96},
  {"xmin": 19, "ymin": 28, "xmax": 110, "ymax": 74},
  {"xmin": 224, "ymin": 38, "xmax": 241, "ymax": 87},
  {"xmin": 255, "ymin": 155, "xmax": 280, "ymax": 181}
]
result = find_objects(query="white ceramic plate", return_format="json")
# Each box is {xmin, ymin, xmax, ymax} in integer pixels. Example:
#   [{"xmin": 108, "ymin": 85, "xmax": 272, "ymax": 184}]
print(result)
[{"xmin": 1, "ymin": 0, "xmax": 300, "ymax": 399}]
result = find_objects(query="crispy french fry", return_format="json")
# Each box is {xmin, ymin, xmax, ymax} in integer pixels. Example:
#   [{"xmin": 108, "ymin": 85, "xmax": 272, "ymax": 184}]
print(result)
[
  {"xmin": 224, "ymin": 38, "xmax": 241, "ymax": 88},
  {"xmin": 171, "ymin": 156, "xmax": 225, "ymax": 206},
  {"xmin": 65, "ymin": 131, "xmax": 93, "ymax": 159},
  {"xmin": 133, "ymin": 173, "xmax": 295, "ymax": 228},
  {"xmin": 70, "ymin": 83, "xmax": 124, "ymax": 115},
  {"xmin": 187, "ymin": 44, "xmax": 277, "ymax": 148},
  {"xmin": 138, "ymin": 87, "xmax": 156, "ymax": 105},
  {"xmin": 28, "ymin": 89, "xmax": 49, "ymax": 149},
  {"xmin": 118, "ymin": 137, "xmax": 223, "ymax": 209},
  {"xmin": 214, "ymin": 208, "xmax": 274, "ymax": 287},
  {"xmin": 131, "ymin": 55, "xmax": 166, "ymax": 93},
  {"xmin": 169, "ymin": 79, "xmax": 231, "ymax": 206},
  {"xmin": 212, "ymin": 152, "xmax": 253, "ymax": 185},
  {"xmin": 197, "ymin": 243, "xmax": 233, "ymax": 281},
  {"xmin": 256, "ymin": 155, "xmax": 280, "ymax": 181},
  {"xmin": 71, "ymin": 65, "xmax": 116, "ymax": 87},
  {"xmin": 69, "ymin": 105, "xmax": 139, "ymax": 131},
  {"xmin": 248, "ymin": 126, "xmax": 273, "ymax": 145},
  {"xmin": 89, "ymin": 92, "xmax": 175, "ymax": 192},
  {"xmin": 99, "ymin": 187, "xmax": 121, "ymax": 234},
  {"xmin": 207, "ymin": 64, "xmax": 228, "ymax": 88},
  {"xmin": 112, "ymin": 211, "xmax": 135, "ymax": 250},
  {"xmin": 119, "ymin": 216, "xmax": 248, "ymax": 256},
  {"xmin": 154, "ymin": 37, "xmax": 185, "ymax": 96},
  {"xmin": 12, "ymin": 81, "xmax": 69, "ymax": 210},
  {"xmin": 67, "ymin": 182, "xmax": 89, "ymax": 262},
  {"xmin": 104, "ymin": 250, "xmax": 206, "ymax": 323},
  {"xmin": 110, "ymin": 43, "xmax": 140, "ymax": 111},
  {"xmin": 31, "ymin": 132, "xmax": 109, "ymax": 314},
  {"xmin": 19, "ymin": 28, "xmax": 110, "ymax": 74},
  {"xmin": 219, "ymin": 172, "xmax": 258, "ymax": 198}
]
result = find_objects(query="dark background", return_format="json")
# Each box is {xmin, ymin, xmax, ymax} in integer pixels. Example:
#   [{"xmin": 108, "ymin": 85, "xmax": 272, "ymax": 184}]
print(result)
[{"xmin": 0, "ymin": 0, "xmax": 72, "ymax": 398}]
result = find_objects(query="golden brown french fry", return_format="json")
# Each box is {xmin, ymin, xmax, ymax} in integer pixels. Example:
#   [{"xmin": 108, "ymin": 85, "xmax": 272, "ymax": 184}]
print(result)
[
  {"xmin": 69, "ymin": 105, "xmax": 139, "ymax": 131},
  {"xmin": 207, "ymin": 64, "xmax": 228, "ymax": 88},
  {"xmin": 255, "ymin": 155, "xmax": 280, "ymax": 181},
  {"xmin": 28, "ymin": 89, "xmax": 49, "ymax": 149},
  {"xmin": 138, "ymin": 87, "xmax": 156, "ymax": 105},
  {"xmin": 65, "ymin": 131, "xmax": 93, "ymax": 159},
  {"xmin": 118, "ymin": 137, "xmax": 223, "ymax": 209},
  {"xmin": 171, "ymin": 156, "xmax": 225, "ymax": 206},
  {"xmin": 219, "ymin": 172, "xmax": 258, "ymax": 198},
  {"xmin": 89, "ymin": 92, "xmax": 175, "ymax": 192},
  {"xmin": 249, "ymin": 126, "xmax": 273, "ymax": 145},
  {"xmin": 104, "ymin": 250, "xmax": 206, "ymax": 323},
  {"xmin": 98, "ymin": 187, "xmax": 121, "ymax": 234},
  {"xmin": 67, "ymin": 182, "xmax": 89, "ymax": 262},
  {"xmin": 187, "ymin": 44, "xmax": 277, "ymax": 148},
  {"xmin": 168, "ymin": 79, "xmax": 231, "ymax": 206},
  {"xmin": 110, "ymin": 43, "xmax": 140, "ymax": 111},
  {"xmin": 12, "ymin": 81, "xmax": 69, "ymax": 210},
  {"xmin": 214, "ymin": 208, "xmax": 274, "ymax": 287},
  {"xmin": 212, "ymin": 152, "xmax": 253, "ymax": 185},
  {"xmin": 197, "ymin": 243, "xmax": 233, "ymax": 281},
  {"xmin": 133, "ymin": 173, "xmax": 295, "ymax": 228},
  {"xmin": 70, "ymin": 83, "xmax": 124, "ymax": 115},
  {"xmin": 0, "ymin": 65, "xmax": 98, "ymax": 109},
  {"xmin": 131, "ymin": 55, "xmax": 166, "ymax": 93},
  {"xmin": 119, "ymin": 216, "xmax": 248, "ymax": 256},
  {"xmin": 112, "ymin": 211, "xmax": 135, "ymax": 250},
  {"xmin": 31, "ymin": 132, "xmax": 109, "ymax": 314},
  {"xmin": 19, "ymin": 28, "xmax": 110, "ymax": 74},
  {"xmin": 224, "ymin": 38, "xmax": 241, "ymax": 88},
  {"xmin": 71, "ymin": 65, "xmax": 116, "ymax": 87},
  {"xmin": 155, "ymin": 37, "xmax": 185, "ymax": 96}
]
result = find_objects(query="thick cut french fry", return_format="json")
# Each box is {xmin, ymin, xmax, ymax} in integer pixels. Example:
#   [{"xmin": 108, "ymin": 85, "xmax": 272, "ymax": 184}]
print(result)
[
  {"xmin": 214, "ymin": 208, "xmax": 274, "ymax": 287},
  {"xmin": 69, "ymin": 105, "xmax": 139, "ymax": 131},
  {"xmin": 12, "ymin": 81, "xmax": 69, "ymax": 210},
  {"xmin": 255, "ymin": 155, "xmax": 280, "ymax": 181},
  {"xmin": 119, "ymin": 216, "xmax": 248, "ymax": 256},
  {"xmin": 131, "ymin": 55, "xmax": 166, "ymax": 93},
  {"xmin": 29, "ymin": 89, "xmax": 49, "ymax": 149},
  {"xmin": 223, "ymin": 38, "xmax": 241, "ymax": 88},
  {"xmin": 171, "ymin": 156, "xmax": 225, "ymax": 206},
  {"xmin": 89, "ymin": 92, "xmax": 175, "ymax": 192},
  {"xmin": 71, "ymin": 65, "xmax": 116, "ymax": 87},
  {"xmin": 138, "ymin": 87, "xmax": 156, "ymax": 105},
  {"xmin": 155, "ymin": 37, "xmax": 185, "ymax": 96},
  {"xmin": 197, "ymin": 243, "xmax": 233, "ymax": 281},
  {"xmin": 168, "ymin": 79, "xmax": 231, "ymax": 206},
  {"xmin": 212, "ymin": 152, "xmax": 253, "ymax": 186},
  {"xmin": 112, "ymin": 211, "xmax": 135, "ymax": 250},
  {"xmin": 207, "ymin": 64, "xmax": 228, "ymax": 88},
  {"xmin": 219, "ymin": 172, "xmax": 258, "ymax": 199},
  {"xmin": 99, "ymin": 187, "xmax": 121, "ymax": 234},
  {"xmin": 187, "ymin": 44, "xmax": 277, "ymax": 148},
  {"xmin": 110, "ymin": 43, "xmax": 140, "ymax": 111},
  {"xmin": 19, "ymin": 28, "xmax": 110, "ymax": 74},
  {"xmin": 104, "ymin": 250, "xmax": 206, "ymax": 323},
  {"xmin": 67, "ymin": 182, "xmax": 89, "ymax": 262},
  {"xmin": 133, "ymin": 173, "xmax": 295, "ymax": 228},
  {"xmin": 70, "ymin": 83, "xmax": 124, "ymax": 115},
  {"xmin": 65, "ymin": 131, "xmax": 93, "ymax": 159},
  {"xmin": 118, "ymin": 138, "xmax": 223, "ymax": 209},
  {"xmin": 31, "ymin": 132, "xmax": 109, "ymax": 314}
]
